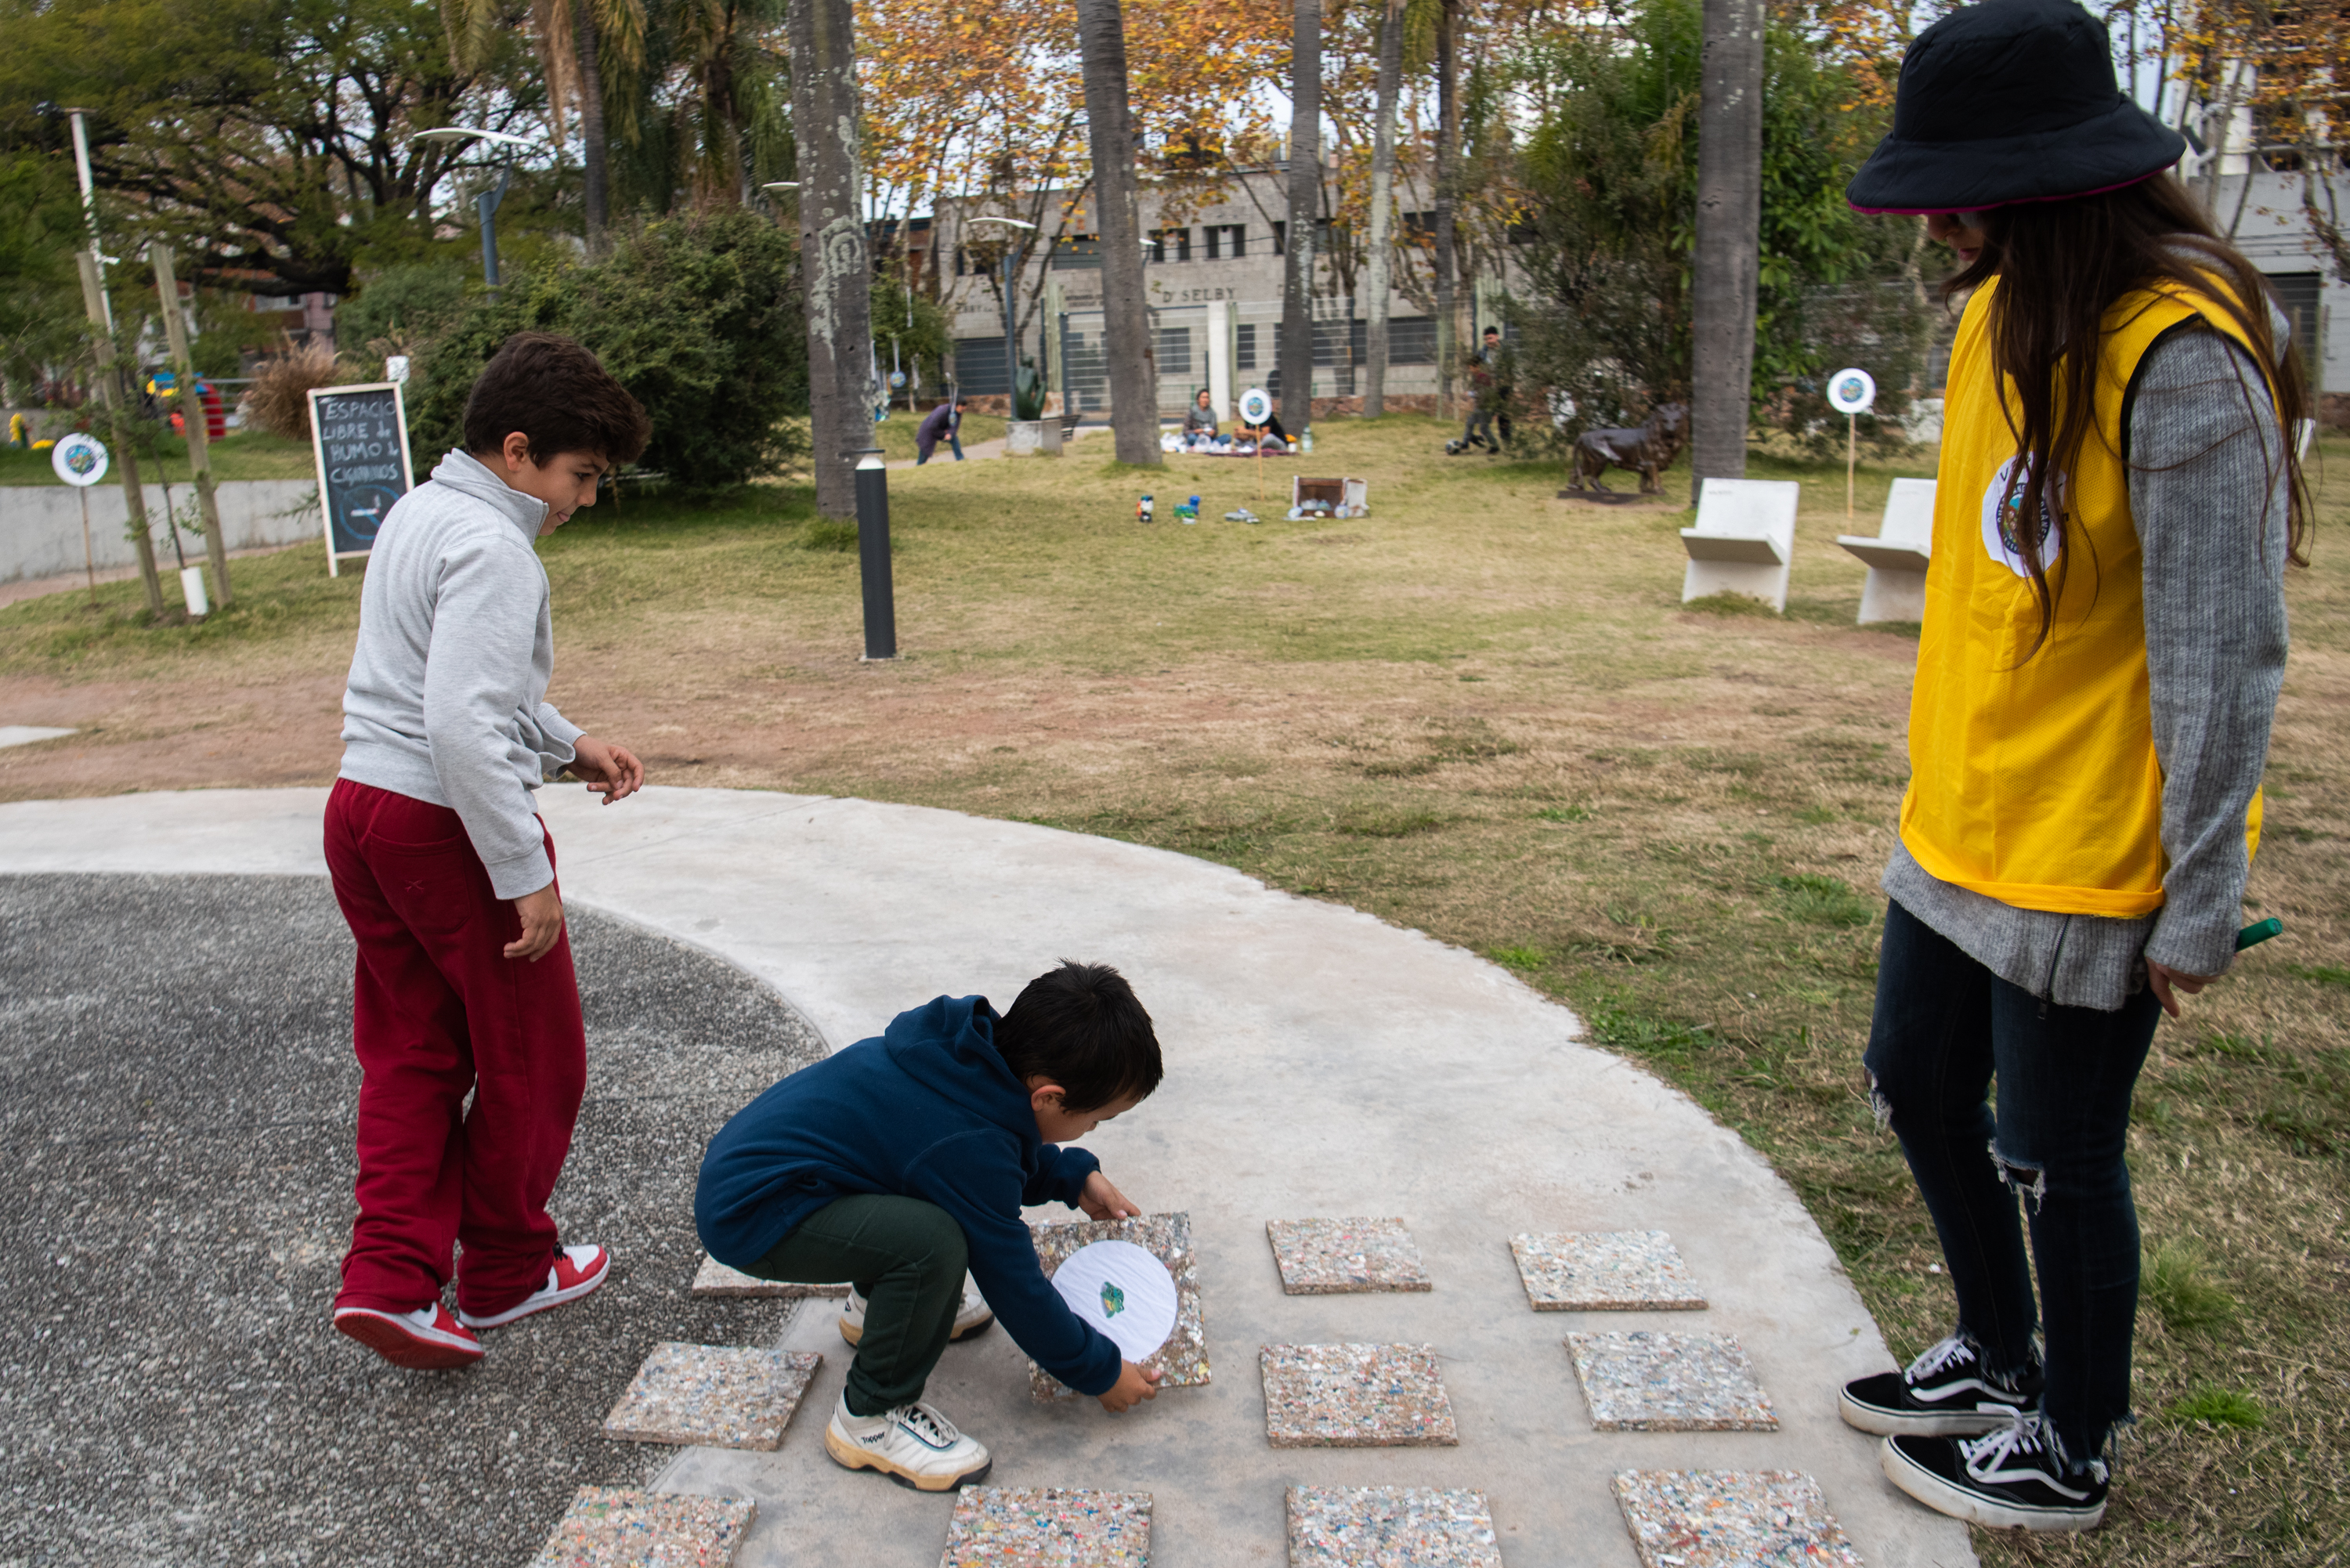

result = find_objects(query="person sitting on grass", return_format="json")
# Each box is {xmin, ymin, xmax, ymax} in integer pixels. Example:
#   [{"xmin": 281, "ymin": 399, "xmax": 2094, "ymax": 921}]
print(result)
[
  {"xmin": 694, "ymin": 960, "xmax": 1166, "ymax": 1490},
  {"xmin": 1184, "ymin": 388, "xmax": 1219, "ymax": 445},
  {"xmin": 326, "ymin": 331, "xmax": 651, "ymax": 1371}
]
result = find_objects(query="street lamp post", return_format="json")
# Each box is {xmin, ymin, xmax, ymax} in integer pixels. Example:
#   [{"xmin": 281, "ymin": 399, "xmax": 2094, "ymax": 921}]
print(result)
[
  {"xmin": 410, "ymin": 127, "xmax": 537, "ymax": 290},
  {"xmin": 850, "ymin": 446, "xmax": 896, "ymax": 660}
]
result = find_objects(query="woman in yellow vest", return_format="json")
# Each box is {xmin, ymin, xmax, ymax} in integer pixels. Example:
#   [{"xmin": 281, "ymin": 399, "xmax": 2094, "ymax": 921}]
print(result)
[{"xmin": 1834, "ymin": 0, "xmax": 2311, "ymax": 1534}]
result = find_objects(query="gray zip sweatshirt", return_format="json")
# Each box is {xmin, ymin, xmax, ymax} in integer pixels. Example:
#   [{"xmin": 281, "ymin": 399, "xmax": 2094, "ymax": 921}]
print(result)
[
  {"xmin": 338, "ymin": 450, "xmax": 581, "ymax": 899},
  {"xmin": 1885, "ymin": 315, "xmax": 2294, "ymax": 1010}
]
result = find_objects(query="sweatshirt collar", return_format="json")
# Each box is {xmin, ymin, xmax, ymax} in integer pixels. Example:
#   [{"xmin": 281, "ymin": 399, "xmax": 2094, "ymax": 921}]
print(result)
[{"xmin": 431, "ymin": 449, "xmax": 549, "ymax": 541}]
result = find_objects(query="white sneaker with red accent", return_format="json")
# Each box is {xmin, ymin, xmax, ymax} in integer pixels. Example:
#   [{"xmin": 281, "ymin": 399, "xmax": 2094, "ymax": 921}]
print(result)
[
  {"xmin": 456, "ymin": 1245, "xmax": 611, "ymax": 1330},
  {"xmin": 333, "ymin": 1302, "xmax": 483, "ymax": 1370}
]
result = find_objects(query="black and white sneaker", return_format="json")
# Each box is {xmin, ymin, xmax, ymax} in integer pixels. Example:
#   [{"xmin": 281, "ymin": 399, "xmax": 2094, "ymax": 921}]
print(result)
[
  {"xmin": 1882, "ymin": 1413, "xmax": 2109, "ymax": 1531},
  {"xmin": 1839, "ymin": 1333, "xmax": 2041, "ymax": 1436}
]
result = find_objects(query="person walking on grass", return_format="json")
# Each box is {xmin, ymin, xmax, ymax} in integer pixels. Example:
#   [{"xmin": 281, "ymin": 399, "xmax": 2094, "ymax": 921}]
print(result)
[
  {"xmin": 1835, "ymin": 0, "xmax": 2308, "ymax": 1533},
  {"xmin": 325, "ymin": 332, "xmax": 654, "ymax": 1370},
  {"xmin": 916, "ymin": 395, "xmax": 967, "ymax": 464}
]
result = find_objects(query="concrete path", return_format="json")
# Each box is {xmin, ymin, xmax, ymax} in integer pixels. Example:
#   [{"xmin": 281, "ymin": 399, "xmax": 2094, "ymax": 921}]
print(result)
[{"xmin": 0, "ymin": 786, "xmax": 1972, "ymax": 1568}]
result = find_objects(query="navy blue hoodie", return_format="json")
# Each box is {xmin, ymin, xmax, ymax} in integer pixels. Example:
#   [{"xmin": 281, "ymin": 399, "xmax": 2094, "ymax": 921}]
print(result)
[{"xmin": 693, "ymin": 995, "xmax": 1123, "ymax": 1397}]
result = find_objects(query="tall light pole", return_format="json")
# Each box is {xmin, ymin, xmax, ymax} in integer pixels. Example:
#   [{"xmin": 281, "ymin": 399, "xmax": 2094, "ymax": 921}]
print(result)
[
  {"xmin": 60, "ymin": 108, "xmax": 110, "ymax": 329},
  {"xmin": 967, "ymin": 215, "xmax": 1036, "ymax": 406},
  {"xmin": 410, "ymin": 127, "xmax": 538, "ymax": 290}
]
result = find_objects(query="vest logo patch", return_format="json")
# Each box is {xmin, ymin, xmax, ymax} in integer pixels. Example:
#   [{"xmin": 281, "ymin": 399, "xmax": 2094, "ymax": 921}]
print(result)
[{"xmin": 1980, "ymin": 455, "xmax": 2062, "ymax": 578}]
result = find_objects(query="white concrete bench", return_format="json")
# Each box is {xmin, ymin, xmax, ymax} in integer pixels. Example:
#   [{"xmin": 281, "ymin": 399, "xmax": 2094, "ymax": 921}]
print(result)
[
  {"xmin": 1837, "ymin": 477, "xmax": 1935, "ymax": 624},
  {"xmin": 1679, "ymin": 478, "xmax": 1799, "ymax": 612}
]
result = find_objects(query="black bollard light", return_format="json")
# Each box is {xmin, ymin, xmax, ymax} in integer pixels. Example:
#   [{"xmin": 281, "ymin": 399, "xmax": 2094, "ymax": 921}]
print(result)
[{"xmin": 850, "ymin": 446, "xmax": 897, "ymax": 660}]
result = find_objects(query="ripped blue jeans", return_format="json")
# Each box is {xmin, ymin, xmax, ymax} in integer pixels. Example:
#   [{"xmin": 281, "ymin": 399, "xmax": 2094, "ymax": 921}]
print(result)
[{"xmin": 1864, "ymin": 899, "xmax": 2160, "ymax": 1465}]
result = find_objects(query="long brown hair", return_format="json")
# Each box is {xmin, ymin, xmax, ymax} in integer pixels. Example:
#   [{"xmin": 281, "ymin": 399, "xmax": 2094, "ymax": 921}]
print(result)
[{"xmin": 1944, "ymin": 173, "xmax": 2312, "ymax": 656}]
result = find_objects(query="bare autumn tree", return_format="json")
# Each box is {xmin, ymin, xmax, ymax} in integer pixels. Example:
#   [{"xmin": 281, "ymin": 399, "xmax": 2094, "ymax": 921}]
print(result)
[
  {"xmin": 1433, "ymin": 0, "xmax": 1457, "ymax": 414},
  {"xmin": 1361, "ymin": 0, "xmax": 1405, "ymax": 417},
  {"xmin": 1076, "ymin": 0, "xmax": 1161, "ymax": 466},
  {"xmin": 1690, "ymin": 0, "xmax": 1763, "ymax": 503},
  {"xmin": 1279, "ymin": 0, "xmax": 1321, "ymax": 432},
  {"xmin": 789, "ymin": 0, "xmax": 873, "ymax": 518}
]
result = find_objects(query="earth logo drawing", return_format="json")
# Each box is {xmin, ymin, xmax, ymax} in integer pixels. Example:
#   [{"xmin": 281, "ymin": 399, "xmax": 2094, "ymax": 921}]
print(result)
[
  {"xmin": 1979, "ymin": 454, "xmax": 2062, "ymax": 578},
  {"xmin": 1836, "ymin": 374, "xmax": 1867, "ymax": 406},
  {"xmin": 66, "ymin": 446, "xmax": 96, "ymax": 478},
  {"xmin": 1050, "ymin": 1238, "xmax": 1176, "ymax": 1361},
  {"xmin": 1101, "ymin": 1281, "xmax": 1126, "ymax": 1317}
]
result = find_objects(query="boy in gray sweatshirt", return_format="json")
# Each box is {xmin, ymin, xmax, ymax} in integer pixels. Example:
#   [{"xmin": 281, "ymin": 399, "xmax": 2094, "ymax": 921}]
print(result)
[{"xmin": 325, "ymin": 332, "xmax": 652, "ymax": 1370}]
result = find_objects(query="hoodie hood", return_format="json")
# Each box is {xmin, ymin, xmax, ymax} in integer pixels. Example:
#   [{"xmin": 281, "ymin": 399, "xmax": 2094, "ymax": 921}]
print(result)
[
  {"xmin": 881, "ymin": 995, "xmax": 1036, "ymax": 1143},
  {"xmin": 431, "ymin": 448, "xmax": 548, "ymax": 543}
]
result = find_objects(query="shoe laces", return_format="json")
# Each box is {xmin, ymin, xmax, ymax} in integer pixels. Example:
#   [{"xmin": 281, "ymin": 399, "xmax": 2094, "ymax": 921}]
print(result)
[
  {"xmin": 1904, "ymin": 1335, "xmax": 1979, "ymax": 1382},
  {"xmin": 891, "ymin": 1402, "xmax": 960, "ymax": 1447},
  {"xmin": 1961, "ymin": 1412, "xmax": 2108, "ymax": 1485}
]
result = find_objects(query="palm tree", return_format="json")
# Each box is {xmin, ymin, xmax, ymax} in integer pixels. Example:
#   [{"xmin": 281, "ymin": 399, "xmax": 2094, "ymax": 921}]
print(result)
[
  {"xmin": 1076, "ymin": 0, "xmax": 1162, "ymax": 467},
  {"xmin": 1690, "ymin": 0, "xmax": 1764, "ymax": 502},
  {"xmin": 1278, "ymin": 0, "xmax": 1321, "ymax": 434},
  {"xmin": 1361, "ymin": 0, "xmax": 1406, "ymax": 417}
]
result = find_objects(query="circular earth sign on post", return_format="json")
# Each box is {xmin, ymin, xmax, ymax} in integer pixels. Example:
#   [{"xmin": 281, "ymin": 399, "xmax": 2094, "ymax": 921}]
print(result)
[
  {"xmin": 1828, "ymin": 368, "xmax": 1877, "ymax": 416},
  {"xmin": 1238, "ymin": 387, "xmax": 1272, "ymax": 427},
  {"xmin": 51, "ymin": 432, "xmax": 109, "ymax": 488}
]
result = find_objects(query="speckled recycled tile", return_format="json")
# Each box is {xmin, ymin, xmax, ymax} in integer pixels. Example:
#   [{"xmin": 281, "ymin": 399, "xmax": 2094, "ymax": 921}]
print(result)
[
  {"xmin": 531, "ymin": 1485, "xmax": 756, "ymax": 1566},
  {"xmin": 689, "ymin": 1253, "xmax": 850, "ymax": 1299},
  {"xmin": 1510, "ymin": 1230, "xmax": 1707, "ymax": 1311},
  {"xmin": 938, "ymin": 1487, "xmax": 1152, "ymax": 1567},
  {"xmin": 1612, "ymin": 1471, "xmax": 1864, "ymax": 1568},
  {"xmin": 1285, "ymin": 1486, "xmax": 1501, "ymax": 1568},
  {"xmin": 1566, "ymin": 1331, "xmax": 1777, "ymax": 1432},
  {"xmin": 1260, "ymin": 1342, "xmax": 1459, "ymax": 1447},
  {"xmin": 1267, "ymin": 1218, "xmax": 1433, "ymax": 1294},
  {"xmin": 601, "ymin": 1343, "xmax": 823, "ymax": 1450},
  {"xmin": 1027, "ymin": 1212, "xmax": 1210, "ymax": 1400}
]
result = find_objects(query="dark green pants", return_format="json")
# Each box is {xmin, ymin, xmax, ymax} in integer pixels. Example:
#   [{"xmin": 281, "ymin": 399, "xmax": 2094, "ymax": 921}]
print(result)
[{"xmin": 748, "ymin": 1194, "xmax": 967, "ymax": 1417}]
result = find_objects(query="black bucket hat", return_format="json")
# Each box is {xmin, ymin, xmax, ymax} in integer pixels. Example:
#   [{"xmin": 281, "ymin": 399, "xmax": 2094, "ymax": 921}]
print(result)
[{"xmin": 1846, "ymin": 0, "xmax": 2187, "ymax": 215}]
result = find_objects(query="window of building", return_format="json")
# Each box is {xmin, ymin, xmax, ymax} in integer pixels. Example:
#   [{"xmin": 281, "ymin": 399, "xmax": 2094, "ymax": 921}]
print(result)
[
  {"xmin": 1204, "ymin": 223, "xmax": 1245, "ymax": 259},
  {"xmin": 1272, "ymin": 221, "xmax": 1285, "ymax": 255},
  {"xmin": 1386, "ymin": 317, "xmax": 1435, "ymax": 364},
  {"xmin": 1051, "ymin": 235, "xmax": 1102, "ymax": 269},
  {"xmin": 1149, "ymin": 227, "xmax": 1192, "ymax": 263},
  {"xmin": 953, "ymin": 336, "xmax": 1010, "ymax": 396},
  {"xmin": 1158, "ymin": 325, "xmax": 1192, "ymax": 374},
  {"xmin": 2266, "ymin": 272, "xmax": 2322, "ymax": 380},
  {"xmin": 1401, "ymin": 211, "xmax": 1435, "ymax": 240},
  {"xmin": 1236, "ymin": 322, "xmax": 1256, "ymax": 369}
]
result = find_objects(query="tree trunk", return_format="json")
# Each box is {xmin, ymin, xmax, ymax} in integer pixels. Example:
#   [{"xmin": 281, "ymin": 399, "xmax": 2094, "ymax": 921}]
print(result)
[
  {"xmin": 788, "ymin": 0, "xmax": 873, "ymax": 519},
  {"xmin": 1076, "ymin": 0, "xmax": 1161, "ymax": 467},
  {"xmin": 1690, "ymin": 0, "xmax": 1763, "ymax": 504},
  {"xmin": 577, "ymin": 4, "xmax": 609, "ymax": 256},
  {"xmin": 1361, "ymin": 0, "xmax": 1403, "ymax": 418},
  {"xmin": 1278, "ymin": 0, "xmax": 1321, "ymax": 433},
  {"xmin": 1434, "ymin": 0, "xmax": 1457, "ymax": 418},
  {"xmin": 77, "ymin": 249, "xmax": 164, "ymax": 618}
]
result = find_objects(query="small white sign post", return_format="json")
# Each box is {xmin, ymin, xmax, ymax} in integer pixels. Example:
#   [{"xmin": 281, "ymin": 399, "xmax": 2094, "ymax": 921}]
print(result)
[
  {"xmin": 1238, "ymin": 386, "xmax": 1272, "ymax": 500},
  {"xmin": 1828, "ymin": 367, "xmax": 1877, "ymax": 522},
  {"xmin": 50, "ymin": 432, "xmax": 110, "ymax": 608}
]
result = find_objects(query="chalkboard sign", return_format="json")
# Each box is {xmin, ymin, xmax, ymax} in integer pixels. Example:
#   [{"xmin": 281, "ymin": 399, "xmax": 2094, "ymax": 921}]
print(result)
[{"xmin": 307, "ymin": 381, "xmax": 416, "ymax": 576}]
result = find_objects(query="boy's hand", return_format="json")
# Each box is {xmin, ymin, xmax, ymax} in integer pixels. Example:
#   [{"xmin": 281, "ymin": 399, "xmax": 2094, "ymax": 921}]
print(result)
[
  {"xmin": 569, "ymin": 735, "xmax": 645, "ymax": 805},
  {"xmin": 506, "ymin": 884, "xmax": 565, "ymax": 961},
  {"xmin": 1098, "ymin": 1360, "xmax": 1162, "ymax": 1413},
  {"xmin": 1079, "ymin": 1171, "xmax": 1140, "ymax": 1222}
]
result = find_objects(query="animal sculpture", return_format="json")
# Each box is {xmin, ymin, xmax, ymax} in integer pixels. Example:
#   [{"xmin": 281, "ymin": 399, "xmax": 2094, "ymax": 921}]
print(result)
[{"xmin": 1569, "ymin": 403, "xmax": 1690, "ymax": 495}]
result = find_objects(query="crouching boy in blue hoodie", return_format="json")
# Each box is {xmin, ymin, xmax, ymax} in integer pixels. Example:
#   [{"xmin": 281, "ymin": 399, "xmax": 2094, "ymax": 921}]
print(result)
[{"xmin": 693, "ymin": 960, "xmax": 1165, "ymax": 1490}]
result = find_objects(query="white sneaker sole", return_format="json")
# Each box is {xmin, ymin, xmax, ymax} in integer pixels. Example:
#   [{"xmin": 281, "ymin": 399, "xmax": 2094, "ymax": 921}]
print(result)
[
  {"xmin": 457, "ymin": 1252, "xmax": 610, "ymax": 1330},
  {"xmin": 822, "ymin": 1422, "xmax": 992, "ymax": 1491},
  {"xmin": 1838, "ymin": 1388, "xmax": 2026, "ymax": 1437},
  {"xmin": 333, "ymin": 1308, "xmax": 482, "ymax": 1371},
  {"xmin": 1879, "ymin": 1439, "xmax": 2107, "ymax": 1531},
  {"xmin": 839, "ymin": 1305, "xmax": 995, "ymax": 1349}
]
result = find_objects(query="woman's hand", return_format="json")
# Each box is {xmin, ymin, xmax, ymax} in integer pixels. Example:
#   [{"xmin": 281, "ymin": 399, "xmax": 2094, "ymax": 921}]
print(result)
[
  {"xmin": 2146, "ymin": 958, "xmax": 2212, "ymax": 1019},
  {"xmin": 569, "ymin": 735, "xmax": 645, "ymax": 804},
  {"xmin": 1098, "ymin": 1360, "xmax": 1162, "ymax": 1413},
  {"xmin": 1079, "ymin": 1170, "xmax": 1140, "ymax": 1222}
]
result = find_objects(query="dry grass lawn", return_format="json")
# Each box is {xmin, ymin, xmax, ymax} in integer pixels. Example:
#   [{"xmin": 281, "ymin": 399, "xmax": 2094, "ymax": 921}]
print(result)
[{"xmin": 2, "ymin": 414, "xmax": 2345, "ymax": 1564}]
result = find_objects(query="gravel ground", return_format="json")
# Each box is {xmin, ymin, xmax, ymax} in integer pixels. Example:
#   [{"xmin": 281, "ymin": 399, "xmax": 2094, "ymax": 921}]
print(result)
[{"xmin": 0, "ymin": 874, "xmax": 828, "ymax": 1567}]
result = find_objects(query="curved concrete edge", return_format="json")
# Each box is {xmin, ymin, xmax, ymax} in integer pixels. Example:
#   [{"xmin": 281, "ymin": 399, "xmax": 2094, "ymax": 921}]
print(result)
[{"xmin": 0, "ymin": 786, "xmax": 1974, "ymax": 1568}]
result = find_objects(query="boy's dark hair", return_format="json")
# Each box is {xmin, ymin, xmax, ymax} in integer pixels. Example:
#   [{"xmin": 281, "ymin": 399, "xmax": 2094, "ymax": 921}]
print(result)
[
  {"xmin": 994, "ymin": 960, "xmax": 1162, "ymax": 1113},
  {"xmin": 463, "ymin": 331, "xmax": 652, "ymax": 466}
]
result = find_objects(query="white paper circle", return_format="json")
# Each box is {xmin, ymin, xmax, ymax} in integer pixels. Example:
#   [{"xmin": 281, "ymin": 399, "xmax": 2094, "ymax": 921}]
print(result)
[
  {"xmin": 1238, "ymin": 386, "xmax": 1272, "ymax": 426},
  {"xmin": 1827, "ymin": 367, "xmax": 1876, "ymax": 415},
  {"xmin": 51, "ymin": 432, "xmax": 109, "ymax": 488},
  {"xmin": 1979, "ymin": 453, "xmax": 2060, "ymax": 578},
  {"xmin": 1050, "ymin": 1239, "xmax": 1177, "ymax": 1362}
]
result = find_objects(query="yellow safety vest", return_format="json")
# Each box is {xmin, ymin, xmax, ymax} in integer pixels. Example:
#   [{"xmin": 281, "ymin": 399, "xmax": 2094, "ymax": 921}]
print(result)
[{"xmin": 1900, "ymin": 273, "xmax": 2265, "ymax": 917}]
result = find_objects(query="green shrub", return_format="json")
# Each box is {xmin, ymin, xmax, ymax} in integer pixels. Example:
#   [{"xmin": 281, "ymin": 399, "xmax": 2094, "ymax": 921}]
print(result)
[
  {"xmin": 2142, "ymin": 1242, "xmax": 2239, "ymax": 1334},
  {"xmin": 1773, "ymin": 873, "xmax": 1872, "ymax": 928},
  {"xmin": 2167, "ymin": 1386, "xmax": 2265, "ymax": 1429},
  {"xmin": 409, "ymin": 209, "xmax": 808, "ymax": 486},
  {"xmin": 1488, "ymin": 945, "xmax": 1549, "ymax": 971},
  {"xmin": 801, "ymin": 519, "xmax": 859, "ymax": 552}
]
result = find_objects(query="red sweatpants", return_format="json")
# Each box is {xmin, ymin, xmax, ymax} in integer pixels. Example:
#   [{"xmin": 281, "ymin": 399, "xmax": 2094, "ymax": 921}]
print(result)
[{"xmin": 323, "ymin": 777, "xmax": 588, "ymax": 1317}]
